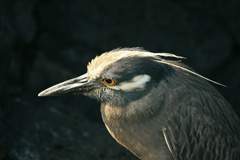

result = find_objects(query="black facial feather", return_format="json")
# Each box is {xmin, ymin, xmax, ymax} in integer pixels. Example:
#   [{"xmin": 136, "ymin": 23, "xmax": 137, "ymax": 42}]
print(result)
[
  {"xmin": 97, "ymin": 57, "xmax": 177, "ymax": 106},
  {"xmin": 101, "ymin": 56, "xmax": 175, "ymax": 84}
]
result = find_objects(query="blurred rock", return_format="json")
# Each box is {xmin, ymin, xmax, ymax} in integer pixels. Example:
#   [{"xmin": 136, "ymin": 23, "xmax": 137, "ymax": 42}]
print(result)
[
  {"xmin": 3, "ymin": 97, "xmax": 136, "ymax": 160},
  {"xmin": 36, "ymin": 0, "xmax": 233, "ymax": 72}
]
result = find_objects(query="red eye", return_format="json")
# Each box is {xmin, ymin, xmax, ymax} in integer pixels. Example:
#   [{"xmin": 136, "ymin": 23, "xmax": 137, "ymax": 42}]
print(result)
[{"xmin": 102, "ymin": 78, "xmax": 117, "ymax": 86}]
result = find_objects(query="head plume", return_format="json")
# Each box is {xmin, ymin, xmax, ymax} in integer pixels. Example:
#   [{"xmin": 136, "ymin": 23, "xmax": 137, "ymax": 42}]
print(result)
[{"xmin": 87, "ymin": 48, "xmax": 225, "ymax": 87}]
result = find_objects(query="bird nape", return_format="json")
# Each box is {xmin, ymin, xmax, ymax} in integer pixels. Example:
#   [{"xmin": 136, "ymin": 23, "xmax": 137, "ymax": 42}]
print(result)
[{"xmin": 38, "ymin": 48, "xmax": 240, "ymax": 160}]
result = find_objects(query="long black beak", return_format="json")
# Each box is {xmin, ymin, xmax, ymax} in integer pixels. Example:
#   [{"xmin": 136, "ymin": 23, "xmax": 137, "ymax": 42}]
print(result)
[{"xmin": 38, "ymin": 73, "xmax": 94, "ymax": 96}]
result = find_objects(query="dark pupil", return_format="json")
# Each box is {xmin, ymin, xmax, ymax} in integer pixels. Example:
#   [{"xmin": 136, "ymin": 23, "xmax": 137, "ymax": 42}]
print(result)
[{"xmin": 105, "ymin": 79, "xmax": 112, "ymax": 84}]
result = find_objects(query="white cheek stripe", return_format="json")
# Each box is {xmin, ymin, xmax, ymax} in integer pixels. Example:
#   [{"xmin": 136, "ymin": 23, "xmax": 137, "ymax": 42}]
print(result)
[{"xmin": 111, "ymin": 74, "xmax": 151, "ymax": 91}]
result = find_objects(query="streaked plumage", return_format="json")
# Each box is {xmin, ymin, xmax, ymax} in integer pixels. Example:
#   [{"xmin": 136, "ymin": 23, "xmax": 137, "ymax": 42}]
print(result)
[{"xmin": 39, "ymin": 48, "xmax": 240, "ymax": 160}]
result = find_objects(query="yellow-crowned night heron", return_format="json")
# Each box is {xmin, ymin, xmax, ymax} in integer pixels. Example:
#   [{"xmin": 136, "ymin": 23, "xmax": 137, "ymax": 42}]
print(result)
[{"xmin": 38, "ymin": 48, "xmax": 240, "ymax": 160}]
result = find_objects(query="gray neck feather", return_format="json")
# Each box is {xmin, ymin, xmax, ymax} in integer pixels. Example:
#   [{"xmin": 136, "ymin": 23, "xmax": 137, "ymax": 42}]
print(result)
[{"xmin": 101, "ymin": 68, "xmax": 240, "ymax": 160}]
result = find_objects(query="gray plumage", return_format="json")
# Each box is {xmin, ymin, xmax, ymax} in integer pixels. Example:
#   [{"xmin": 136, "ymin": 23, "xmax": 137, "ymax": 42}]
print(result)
[{"xmin": 38, "ymin": 48, "xmax": 240, "ymax": 160}]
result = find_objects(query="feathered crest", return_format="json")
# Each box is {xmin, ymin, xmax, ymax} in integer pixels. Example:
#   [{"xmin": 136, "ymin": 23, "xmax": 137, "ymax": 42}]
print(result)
[{"xmin": 87, "ymin": 48, "xmax": 225, "ymax": 87}]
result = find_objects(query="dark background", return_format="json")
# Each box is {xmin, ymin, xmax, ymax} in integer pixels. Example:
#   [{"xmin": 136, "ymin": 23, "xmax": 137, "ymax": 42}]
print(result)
[{"xmin": 0, "ymin": 0, "xmax": 239, "ymax": 159}]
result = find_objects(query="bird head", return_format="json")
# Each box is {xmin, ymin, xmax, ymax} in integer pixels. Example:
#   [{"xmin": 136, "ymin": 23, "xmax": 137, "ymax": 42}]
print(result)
[{"xmin": 38, "ymin": 48, "xmax": 223, "ymax": 107}]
